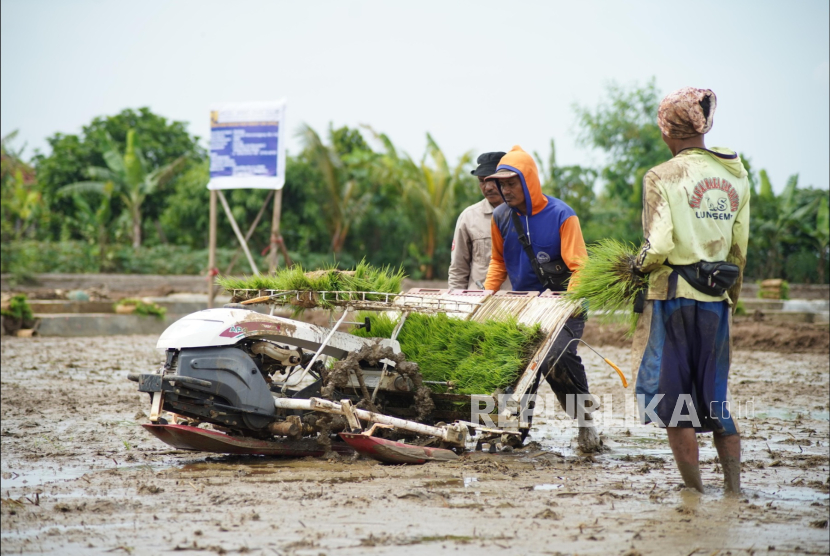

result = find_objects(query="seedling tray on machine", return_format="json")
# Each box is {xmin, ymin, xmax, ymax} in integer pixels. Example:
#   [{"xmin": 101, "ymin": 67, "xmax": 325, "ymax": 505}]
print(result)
[{"xmin": 231, "ymin": 288, "xmax": 580, "ymax": 430}]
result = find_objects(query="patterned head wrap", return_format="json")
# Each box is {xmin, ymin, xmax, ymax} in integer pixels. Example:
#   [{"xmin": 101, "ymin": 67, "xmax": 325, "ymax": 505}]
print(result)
[{"xmin": 657, "ymin": 87, "xmax": 717, "ymax": 139}]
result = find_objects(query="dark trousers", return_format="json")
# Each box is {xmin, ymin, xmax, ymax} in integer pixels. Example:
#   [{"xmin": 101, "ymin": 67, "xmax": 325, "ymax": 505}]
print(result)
[{"xmin": 537, "ymin": 315, "xmax": 595, "ymax": 419}]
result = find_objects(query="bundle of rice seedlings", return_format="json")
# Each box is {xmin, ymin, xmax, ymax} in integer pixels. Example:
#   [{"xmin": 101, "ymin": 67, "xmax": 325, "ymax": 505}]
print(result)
[
  {"xmin": 216, "ymin": 260, "xmax": 405, "ymax": 309},
  {"xmin": 353, "ymin": 312, "xmax": 543, "ymax": 395},
  {"xmin": 339, "ymin": 260, "xmax": 407, "ymax": 302},
  {"xmin": 566, "ymin": 239, "xmax": 648, "ymax": 335}
]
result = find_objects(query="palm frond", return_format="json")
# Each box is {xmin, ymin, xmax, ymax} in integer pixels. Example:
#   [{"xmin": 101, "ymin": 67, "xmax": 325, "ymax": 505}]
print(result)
[
  {"xmin": 123, "ymin": 130, "xmax": 144, "ymax": 189},
  {"xmin": 147, "ymin": 155, "xmax": 188, "ymax": 190},
  {"xmin": 1, "ymin": 130, "xmax": 20, "ymax": 145},
  {"xmin": 58, "ymin": 181, "xmax": 109, "ymax": 197},
  {"xmin": 816, "ymin": 198, "xmax": 829, "ymax": 244},
  {"xmin": 85, "ymin": 166, "xmax": 119, "ymax": 183},
  {"xmin": 102, "ymin": 148, "xmax": 126, "ymax": 177},
  {"xmin": 779, "ymin": 174, "xmax": 799, "ymax": 213}
]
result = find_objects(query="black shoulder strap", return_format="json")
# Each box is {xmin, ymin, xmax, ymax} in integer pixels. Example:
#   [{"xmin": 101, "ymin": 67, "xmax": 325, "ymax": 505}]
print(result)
[{"xmin": 509, "ymin": 210, "xmax": 547, "ymax": 287}]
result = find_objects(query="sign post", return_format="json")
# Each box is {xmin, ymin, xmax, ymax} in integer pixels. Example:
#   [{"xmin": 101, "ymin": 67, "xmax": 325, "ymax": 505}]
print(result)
[
  {"xmin": 206, "ymin": 100, "xmax": 287, "ymax": 308},
  {"xmin": 270, "ymin": 189, "xmax": 283, "ymax": 272},
  {"xmin": 207, "ymin": 190, "xmax": 217, "ymax": 308}
]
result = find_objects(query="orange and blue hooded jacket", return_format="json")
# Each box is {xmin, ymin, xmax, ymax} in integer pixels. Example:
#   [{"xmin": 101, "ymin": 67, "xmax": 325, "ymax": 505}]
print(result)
[{"xmin": 484, "ymin": 146, "xmax": 588, "ymax": 292}]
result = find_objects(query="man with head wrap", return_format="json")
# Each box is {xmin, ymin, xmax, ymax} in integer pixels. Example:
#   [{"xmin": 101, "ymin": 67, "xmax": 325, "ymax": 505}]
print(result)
[{"xmin": 632, "ymin": 87, "xmax": 750, "ymax": 494}]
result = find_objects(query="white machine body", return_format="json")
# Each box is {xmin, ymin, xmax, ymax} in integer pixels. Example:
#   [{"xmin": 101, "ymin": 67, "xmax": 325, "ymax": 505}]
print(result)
[{"xmin": 157, "ymin": 308, "xmax": 401, "ymax": 358}]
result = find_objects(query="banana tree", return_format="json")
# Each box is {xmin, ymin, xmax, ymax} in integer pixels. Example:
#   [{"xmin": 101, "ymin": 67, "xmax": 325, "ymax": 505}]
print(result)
[
  {"xmin": 64, "ymin": 182, "xmax": 114, "ymax": 270},
  {"xmin": 755, "ymin": 172, "xmax": 824, "ymax": 279},
  {"xmin": 299, "ymin": 124, "xmax": 373, "ymax": 254},
  {"xmin": 795, "ymin": 190, "xmax": 830, "ymax": 283},
  {"xmin": 534, "ymin": 139, "xmax": 597, "ymax": 222},
  {"xmin": 59, "ymin": 129, "xmax": 186, "ymax": 248},
  {"xmin": 381, "ymin": 133, "xmax": 472, "ymax": 280}
]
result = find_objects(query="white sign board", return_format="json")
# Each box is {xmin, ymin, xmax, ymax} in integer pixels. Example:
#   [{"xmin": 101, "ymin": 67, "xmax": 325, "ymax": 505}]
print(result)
[{"xmin": 207, "ymin": 100, "xmax": 287, "ymax": 190}]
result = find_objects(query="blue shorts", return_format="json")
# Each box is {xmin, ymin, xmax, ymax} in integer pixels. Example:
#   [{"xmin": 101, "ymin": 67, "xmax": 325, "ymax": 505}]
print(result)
[{"xmin": 633, "ymin": 298, "xmax": 738, "ymax": 435}]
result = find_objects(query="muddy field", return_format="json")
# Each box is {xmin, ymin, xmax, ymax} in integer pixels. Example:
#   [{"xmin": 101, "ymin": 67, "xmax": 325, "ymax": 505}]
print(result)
[{"xmin": 1, "ymin": 332, "xmax": 829, "ymax": 556}]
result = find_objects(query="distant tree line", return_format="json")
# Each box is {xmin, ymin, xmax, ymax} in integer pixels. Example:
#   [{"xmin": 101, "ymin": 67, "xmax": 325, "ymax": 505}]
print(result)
[{"xmin": 2, "ymin": 82, "xmax": 828, "ymax": 283}]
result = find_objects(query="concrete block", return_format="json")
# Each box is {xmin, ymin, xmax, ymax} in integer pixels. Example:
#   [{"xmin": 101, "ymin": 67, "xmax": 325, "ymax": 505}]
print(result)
[
  {"xmin": 741, "ymin": 300, "xmax": 784, "ymax": 312},
  {"xmin": 30, "ymin": 300, "xmax": 115, "ymax": 314},
  {"xmin": 761, "ymin": 311, "xmax": 815, "ymax": 324},
  {"xmin": 36, "ymin": 313, "xmax": 188, "ymax": 337},
  {"xmin": 782, "ymin": 299, "xmax": 830, "ymax": 313},
  {"xmin": 30, "ymin": 296, "xmax": 269, "ymax": 318}
]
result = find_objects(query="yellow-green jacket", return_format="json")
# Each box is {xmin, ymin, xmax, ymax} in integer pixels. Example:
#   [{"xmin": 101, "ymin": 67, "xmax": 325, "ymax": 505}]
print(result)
[{"xmin": 636, "ymin": 147, "xmax": 750, "ymax": 305}]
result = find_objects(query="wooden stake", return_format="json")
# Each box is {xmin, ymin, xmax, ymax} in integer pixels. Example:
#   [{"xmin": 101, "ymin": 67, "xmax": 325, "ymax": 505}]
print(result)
[
  {"xmin": 217, "ymin": 190, "xmax": 259, "ymax": 275},
  {"xmin": 207, "ymin": 189, "xmax": 217, "ymax": 309},
  {"xmin": 225, "ymin": 189, "xmax": 274, "ymax": 275},
  {"xmin": 270, "ymin": 188, "xmax": 283, "ymax": 272},
  {"xmin": 278, "ymin": 235, "xmax": 292, "ymax": 268}
]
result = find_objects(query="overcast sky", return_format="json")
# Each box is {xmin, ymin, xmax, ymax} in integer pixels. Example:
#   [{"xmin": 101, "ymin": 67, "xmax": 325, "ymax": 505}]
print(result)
[{"xmin": 2, "ymin": 0, "xmax": 828, "ymax": 193}]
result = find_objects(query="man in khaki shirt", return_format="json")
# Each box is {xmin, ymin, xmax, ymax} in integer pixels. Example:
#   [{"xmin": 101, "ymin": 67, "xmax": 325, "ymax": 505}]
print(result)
[{"xmin": 448, "ymin": 151, "xmax": 511, "ymax": 291}]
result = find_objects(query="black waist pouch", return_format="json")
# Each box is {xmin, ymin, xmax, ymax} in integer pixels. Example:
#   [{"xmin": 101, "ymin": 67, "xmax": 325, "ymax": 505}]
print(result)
[
  {"xmin": 536, "ymin": 259, "xmax": 572, "ymax": 292},
  {"xmin": 510, "ymin": 211, "xmax": 572, "ymax": 292},
  {"xmin": 668, "ymin": 261, "xmax": 740, "ymax": 297}
]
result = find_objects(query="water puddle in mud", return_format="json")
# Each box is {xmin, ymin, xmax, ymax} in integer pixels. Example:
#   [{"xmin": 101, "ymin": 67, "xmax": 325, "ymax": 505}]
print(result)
[
  {"xmin": 753, "ymin": 486, "xmax": 828, "ymax": 504},
  {"xmin": 530, "ymin": 423, "xmax": 726, "ymax": 463},
  {"xmin": 1, "ymin": 454, "xmax": 377, "ymax": 503},
  {"xmin": 0, "ymin": 460, "xmax": 171, "ymax": 490},
  {"xmin": 755, "ymin": 408, "xmax": 830, "ymax": 421},
  {"xmin": 0, "ymin": 521, "xmax": 125, "ymax": 542},
  {"xmin": 1, "ymin": 467, "xmax": 90, "ymax": 490},
  {"xmin": 169, "ymin": 459, "xmax": 372, "ymax": 484}
]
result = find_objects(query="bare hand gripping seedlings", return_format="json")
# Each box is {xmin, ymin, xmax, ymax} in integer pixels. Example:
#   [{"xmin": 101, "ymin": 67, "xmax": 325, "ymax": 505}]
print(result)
[{"xmin": 565, "ymin": 239, "xmax": 649, "ymax": 336}]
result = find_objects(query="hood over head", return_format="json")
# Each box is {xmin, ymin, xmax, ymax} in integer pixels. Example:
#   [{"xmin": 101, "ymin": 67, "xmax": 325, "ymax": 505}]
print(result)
[
  {"xmin": 706, "ymin": 147, "xmax": 748, "ymax": 179},
  {"xmin": 488, "ymin": 145, "xmax": 548, "ymax": 216}
]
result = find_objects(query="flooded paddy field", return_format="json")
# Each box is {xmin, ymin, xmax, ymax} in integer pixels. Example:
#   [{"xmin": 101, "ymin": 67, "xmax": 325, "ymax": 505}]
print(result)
[{"xmin": 1, "ymin": 330, "xmax": 828, "ymax": 555}]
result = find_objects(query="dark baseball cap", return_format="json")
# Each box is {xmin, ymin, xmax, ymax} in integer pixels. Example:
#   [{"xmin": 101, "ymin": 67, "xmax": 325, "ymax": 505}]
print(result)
[{"xmin": 471, "ymin": 151, "xmax": 507, "ymax": 177}]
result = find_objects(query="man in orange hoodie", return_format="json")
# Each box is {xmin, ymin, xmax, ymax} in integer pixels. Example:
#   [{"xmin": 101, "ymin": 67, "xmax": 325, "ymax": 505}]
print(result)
[{"xmin": 484, "ymin": 146, "xmax": 601, "ymax": 452}]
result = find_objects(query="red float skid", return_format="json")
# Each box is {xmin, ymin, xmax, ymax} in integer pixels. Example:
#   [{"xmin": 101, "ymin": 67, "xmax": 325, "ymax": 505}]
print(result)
[
  {"xmin": 142, "ymin": 424, "xmax": 352, "ymax": 457},
  {"xmin": 339, "ymin": 432, "xmax": 459, "ymax": 464}
]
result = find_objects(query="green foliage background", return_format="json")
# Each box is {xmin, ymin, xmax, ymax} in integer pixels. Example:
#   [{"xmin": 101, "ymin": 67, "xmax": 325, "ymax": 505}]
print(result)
[{"xmin": 2, "ymin": 81, "xmax": 828, "ymax": 284}]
